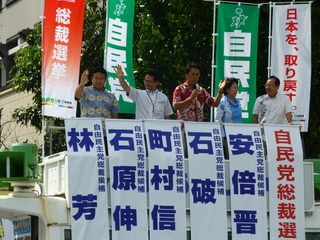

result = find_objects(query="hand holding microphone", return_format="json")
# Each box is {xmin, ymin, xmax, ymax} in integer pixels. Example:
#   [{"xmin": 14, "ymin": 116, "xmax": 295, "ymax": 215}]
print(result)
[{"xmin": 192, "ymin": 84, "xmax": 201, "ymax": 108}]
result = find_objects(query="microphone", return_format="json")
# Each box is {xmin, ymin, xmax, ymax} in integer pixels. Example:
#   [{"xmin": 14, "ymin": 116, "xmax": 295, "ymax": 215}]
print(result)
[{"xmin": 192, "ymin": 84, "xmax": 201, "ymax": 108}]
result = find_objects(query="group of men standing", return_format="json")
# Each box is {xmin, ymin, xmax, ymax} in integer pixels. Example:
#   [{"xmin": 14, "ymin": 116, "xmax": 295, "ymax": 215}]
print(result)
[{"xmin": 74, "ymin": 63, "xmax": 293, "ymax": 125}]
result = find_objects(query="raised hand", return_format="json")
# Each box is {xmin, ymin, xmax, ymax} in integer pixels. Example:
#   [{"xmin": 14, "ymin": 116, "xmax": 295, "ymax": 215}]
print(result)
[
  {"xmin": 80, "ymin": 70, "xmax": 90, "ymax": 85},
  {"xmin": 114, "ymin": 64, "xmax": 124, "ymax": 78}
]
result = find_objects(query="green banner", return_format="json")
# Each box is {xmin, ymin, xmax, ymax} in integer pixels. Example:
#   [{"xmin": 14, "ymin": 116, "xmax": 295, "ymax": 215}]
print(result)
[
  {"xmin": 215, "ymin": 3, "xmax": 260, "ymax": 123},
  {"xmin": 104, "ymin": 0, "xmax": 136, "ymax": 114}
]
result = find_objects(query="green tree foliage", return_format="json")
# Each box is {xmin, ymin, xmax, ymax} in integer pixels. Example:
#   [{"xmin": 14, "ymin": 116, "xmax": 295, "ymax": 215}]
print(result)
[
  {"xmin": 302, "ymin": 0, "xmax": 320, "ymax": 158},
  {"xmin": 10, "ymin": 23, "xmax": 65, "ymax": 156},
  {"xmin": 80, "ymin": 0, "xmax": 107, "ymax": 70},
  {"xmin": 10, "ymin": 23, "xmax": 42, "ymax": 131},
  {"xmin": 8, "ymin": 0, "xmax": 320, "ymax": 158},
  {"xmin": 133, "ymin": 0, "xmax": 214, "ymax": 119}
]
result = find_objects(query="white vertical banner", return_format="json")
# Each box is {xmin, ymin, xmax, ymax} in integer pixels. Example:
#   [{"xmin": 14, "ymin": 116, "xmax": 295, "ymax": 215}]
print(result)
[
  {"xmin": 65, "ymin": 118, "xmax": 109, "ymax": 240},
  {"xmin": 271, "ymin": 3, "xmax": 311, "ymax": 132},
  {"xmin": 105, "ymin": 119, "xmax": 148, "ymax": 240},
  {"xmin": 264, "ymin": 124, "xmax": 305, "ymax": 240},
  {"xmin": 144, "ymin": 120, "xmax": 186, "ymax": 240},
  {"xmin": 184, "ymin": 122, "xmax": 228, "ymax": 240},
  {"xmin": 225, "ymin": 124, "xmax": 268, "ymax": 240}
]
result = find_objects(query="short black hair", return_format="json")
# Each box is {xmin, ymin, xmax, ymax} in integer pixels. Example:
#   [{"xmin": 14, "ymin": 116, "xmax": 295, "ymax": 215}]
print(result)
[
  {"xmin": 145, "ymin": 70, "xmax": 161, "ymax": 82},
  {"xmin": 185, "ymin": 62, "xmax": 201, "ymax": 74},
  {"xmin": 90, "ymin": 67, "xmax": 107, "ymax": 79},
  {"xmin": 268, "ymin": 75, "xmax": 280, "ymax": 86},
  {"xmin": 223, "ymin": 77, "xmax": 239, "ymax": 95}
]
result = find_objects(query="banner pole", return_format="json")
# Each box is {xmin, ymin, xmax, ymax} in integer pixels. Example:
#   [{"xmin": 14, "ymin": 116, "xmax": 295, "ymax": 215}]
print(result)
[
  {"xmin": 41, "ymin": 118, "xmax": 45, "ymax": 159},
  {"xmin": 41, "ymin": 0, "xmax": 45, "ymax": 159},
  {"xmin": 267, "ymin": 2, "xmax": 272, "ymax": 77},
  {"xmin": 210, "ymin": 0, "xmax": 218, "ymax": 122}
]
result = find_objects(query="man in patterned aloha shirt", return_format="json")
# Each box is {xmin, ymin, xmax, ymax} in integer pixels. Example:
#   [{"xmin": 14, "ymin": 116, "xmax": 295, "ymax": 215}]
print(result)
[
  {"xmin": 75, "ymin": 67, "xmax": 120, "ymax": 119},
  {"xmin": 173, "ymin": 62, "xmax": 225, "ymax": 121}
]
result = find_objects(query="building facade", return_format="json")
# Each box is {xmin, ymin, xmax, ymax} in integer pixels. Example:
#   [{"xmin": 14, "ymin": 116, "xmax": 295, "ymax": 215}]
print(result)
[{"xmin": 0, "ymin": 0, "xmax": 42, "ymax": 148}]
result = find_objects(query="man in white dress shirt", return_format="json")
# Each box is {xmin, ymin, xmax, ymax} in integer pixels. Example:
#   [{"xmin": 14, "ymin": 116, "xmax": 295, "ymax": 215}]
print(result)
[
  {"xmin": 115, "ymin": 64, "xmax": 173, "ymax": 120},
  {"xmin": 253, "ymin": 75, "xmax": 293, "ymax": 124}
]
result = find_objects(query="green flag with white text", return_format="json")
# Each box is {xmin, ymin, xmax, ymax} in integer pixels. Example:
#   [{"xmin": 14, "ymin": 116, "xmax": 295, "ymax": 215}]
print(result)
[
  {"xmin": 215, "ymin": 3, "xmax": 260, "ymax": 123},
  {"xmin": 104, "ymin": 0, "xmax": 136, "ymax": 114}
]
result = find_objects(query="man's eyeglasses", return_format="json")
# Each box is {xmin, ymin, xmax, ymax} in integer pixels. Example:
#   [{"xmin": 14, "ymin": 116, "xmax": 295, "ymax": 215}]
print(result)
[
  {"xmin": 189, "ymin": 73, "xmax": 200, "ymax": 77},
  {"xmin": 144, "ymin": 79, "xmax": 155, "ymax": 83}
]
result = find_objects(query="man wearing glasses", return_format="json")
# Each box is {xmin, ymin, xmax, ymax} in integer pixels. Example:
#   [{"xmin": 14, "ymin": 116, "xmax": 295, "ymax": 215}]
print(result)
[
  {"xmin": 115, "ymin": 64, "xmax": 173, "ymax": 120},
  {"xmin": 172, "ymin": 62, "xmax": 226, "ymax": 121},
  {"xmin": 252, "ymin": 75, "xmax": 293, "ymax": 124}
]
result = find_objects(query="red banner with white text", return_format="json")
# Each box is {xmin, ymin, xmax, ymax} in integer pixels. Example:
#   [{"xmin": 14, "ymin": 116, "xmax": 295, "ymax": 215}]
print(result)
[{"xmin": 42, "ymin": 0, "xmax": 86, "ymax": 118}]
